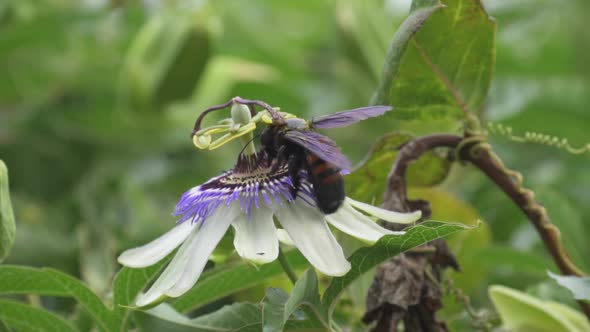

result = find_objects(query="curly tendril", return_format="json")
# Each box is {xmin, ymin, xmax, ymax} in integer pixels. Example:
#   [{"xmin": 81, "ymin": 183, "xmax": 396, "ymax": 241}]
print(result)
[{"xmin": 486, "ymin": 122, "xmax": 590, "ymax": 155}]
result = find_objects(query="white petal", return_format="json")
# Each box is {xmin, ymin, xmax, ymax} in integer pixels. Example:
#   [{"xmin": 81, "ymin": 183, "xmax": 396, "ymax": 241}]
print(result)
[
  {"xmin": 345, "ymin": 197, "xmax": 421, "ymax": 224},
  {"xmin": 276, "ymin": 229, "xmax": 294, "ymax": 246},
  {"xmin": 118, "ymin": 221, "xmax": 195, "ymax": 268},
  {"xmin": 232, "ymin": 206, "xmax": 278, "ymax": 264},
  {"xmin": 326, "ymin": 203, "xmax": 404, "ymax": 244},
  {"xmin": 136, "ymin": 225, "xmax": 201, "ymax": 306},
  {"xmin": 135, "ymin": 204, "xmax": 239, "ymax": 306},
  {"xmin": 275, "ymin": 200, "xmax": 350, "ymax": 276},
  {"xmin": 164, "ymin": 204, "xmax": 239, "ymax": 298}
]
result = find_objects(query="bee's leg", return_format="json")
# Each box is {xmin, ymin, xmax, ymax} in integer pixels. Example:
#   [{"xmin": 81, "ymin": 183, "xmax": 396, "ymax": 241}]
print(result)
[
  {"xmin": 287, "ymin": 153, "xmax": 304, "ymax": 200},
  {"xmin": 270, "ymin": 145, "xmax": 287, "ymax": 174}
]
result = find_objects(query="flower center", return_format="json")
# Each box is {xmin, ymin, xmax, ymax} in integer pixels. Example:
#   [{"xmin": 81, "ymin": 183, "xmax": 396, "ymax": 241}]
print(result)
[
  {"xmin": 203, "ymin": 152, "xmax": 290, "ymax": 189},
  {"xmin": 175, "ymin": 152, "xmax": 315, "ymax": 224}
]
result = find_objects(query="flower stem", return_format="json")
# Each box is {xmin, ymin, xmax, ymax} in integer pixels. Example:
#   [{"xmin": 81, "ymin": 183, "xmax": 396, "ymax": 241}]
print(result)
[{"xmin": 278, "ymin": 248, "xmax": 298, "ymax": 285}]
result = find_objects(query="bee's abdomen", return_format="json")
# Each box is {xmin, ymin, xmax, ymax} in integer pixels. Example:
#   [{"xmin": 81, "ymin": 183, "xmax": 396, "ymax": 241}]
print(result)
[{"xmin": 306, "ymin": 153, "xmax": 345, "ymax": 214}]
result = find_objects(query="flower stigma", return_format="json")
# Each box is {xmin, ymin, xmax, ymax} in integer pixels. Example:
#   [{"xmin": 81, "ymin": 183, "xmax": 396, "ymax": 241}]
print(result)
[
  {"xmin": 231, "ymin": 103, "xmax": 257, "ymax": 156},
  {"xmin": 191, "ymin": 97, "xmax": 300, "ymax": 152}
]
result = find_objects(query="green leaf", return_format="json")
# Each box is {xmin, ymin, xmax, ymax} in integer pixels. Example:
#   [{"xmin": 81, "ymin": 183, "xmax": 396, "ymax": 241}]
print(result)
[
  {"xmin": 112, "ymin": 256, "xmax": 171, "ymax": 330},
  {"xmin": 322, "ymin": 221, "xmax": 472, "ymax": 309},
  {"xmin": 544, "ymin": 301, "xmax": 590, "ymax": 332},
  {"xmin": 140, "ymin": 302, "xmax": 263, "ymax": 332},
  {"xmin": 262, "ymin": 288, "xmax": 291, "ymax": 332},
  {"xmin": 489, "ymin": 285, "xmax": 590, "ymax": 332},
  {"xmin": 139, "ymin": 301, "xmax": 324, "ymax": 332},
  {"xmin": 373, "ymin": 0, "xmax": 496, "ymax": 121},
  {"xmin": 548, "ymin": 271, "xmax": 590, "ymax": 302},
  {"xmin": 172, "ymin": 250, "xmax": 309, "ymax": 313},
  {"xmin": 72, "ymin": 308, "xmax": 96, "ymax": 332},
  {"xmin": 0, "ymin": 300, "xmax": 77, "ymax": 332},
  {"xmin": 371, "ymin": 0, "xmax": 445, "ymax": 106},
  {"xmin": 42, "ymin": 269, "xmax": 115, "ymax": 331},
  {"xmin": 262, "ymin": 270, "xmax": 330, "ymax": 332},
  {"xmin": 347, "ymin": 133, "xmax": 451, "ymax": 204},
  {"xmin": 284, "ymin": 270, "xmax": 329, "ymax": 328},
  {"xmin": 0, "ymin": 160, "xmax": 16, "ymax": 262},
  {"xmin": 0, "ymin": 266, "xmax": 114, "ymax": 331},
  {"xmin": 0, "ymin": 266, "xmax": 69, "ymax": 296}
]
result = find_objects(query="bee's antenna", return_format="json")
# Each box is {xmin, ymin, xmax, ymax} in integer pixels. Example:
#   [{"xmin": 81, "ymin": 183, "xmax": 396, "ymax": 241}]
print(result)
[{"xmin": 238, "ymin": 133, "xmax": 262, "ymax": 157}]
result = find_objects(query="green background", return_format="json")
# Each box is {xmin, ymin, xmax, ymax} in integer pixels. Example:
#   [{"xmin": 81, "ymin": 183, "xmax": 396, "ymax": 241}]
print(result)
[{"xmin": 1, "ymin": 0, "xmax": 589, "ymax": 330}]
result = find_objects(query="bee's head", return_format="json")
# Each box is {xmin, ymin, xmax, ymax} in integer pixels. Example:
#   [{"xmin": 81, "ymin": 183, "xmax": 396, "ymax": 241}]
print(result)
[
  {"xmin": 260, "ymin": 126, "xmax": 276, "ymax": 149},
  {"xmin": 285, "ymin": 118, "xmax": 308, "ymax": 130}
]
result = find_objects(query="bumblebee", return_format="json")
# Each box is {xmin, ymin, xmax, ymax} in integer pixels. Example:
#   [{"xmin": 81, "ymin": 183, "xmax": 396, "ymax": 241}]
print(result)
[
  {"xmin": 190, "ymin": 96, "xmax": 392, "ymax": 214},
  {"xmin": 260, "ymin": 106, "xmax": 391, "ymax": 214}
]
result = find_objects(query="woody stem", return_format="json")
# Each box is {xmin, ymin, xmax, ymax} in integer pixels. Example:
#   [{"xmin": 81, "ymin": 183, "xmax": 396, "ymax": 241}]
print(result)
[{"xmin": 386, "ymin": 133, "xmax": 590, "ymax": 320}]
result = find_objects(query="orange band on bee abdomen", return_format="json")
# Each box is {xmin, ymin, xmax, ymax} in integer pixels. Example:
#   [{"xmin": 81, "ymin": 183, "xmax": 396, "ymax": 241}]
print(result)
[
  {"xmin": 311, "ymin": 162, "xmax": 330, "ymax": 175},
  {"xmin": 320, "ymin": 171, "xmax": 342, "ymax": 185}
]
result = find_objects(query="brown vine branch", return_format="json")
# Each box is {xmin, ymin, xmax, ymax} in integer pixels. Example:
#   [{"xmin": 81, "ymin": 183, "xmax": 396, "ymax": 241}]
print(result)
[
  {"xmin": 364, "ymin": 134, "xmax": 464, "ymax": 332},
  {"xmin": 383, "ymin": 134, "xmax": 462, "ymax": 214},
  {"xmin": 385, "ymin": 133, "xmax": 590, "ymax": 321}
]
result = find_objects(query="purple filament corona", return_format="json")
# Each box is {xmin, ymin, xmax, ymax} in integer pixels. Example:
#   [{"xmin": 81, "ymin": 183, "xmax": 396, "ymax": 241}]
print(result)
[{"xmin": 173, "ymin": 152, "xmax": 315, "ymax": 225}]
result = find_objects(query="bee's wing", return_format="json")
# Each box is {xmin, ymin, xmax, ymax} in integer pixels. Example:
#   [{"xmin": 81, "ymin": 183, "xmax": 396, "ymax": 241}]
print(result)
[
  {"xmin": 311, "ymin": 106, "xmax": 392, "ymax": 129},
  {"xmin": 283, "ymin": 130, "xmax": 351, "ymax": 170}
]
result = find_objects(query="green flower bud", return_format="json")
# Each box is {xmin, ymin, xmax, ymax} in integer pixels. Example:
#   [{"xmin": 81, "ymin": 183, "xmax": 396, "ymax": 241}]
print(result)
[{"xmin": 231, "ymin": 103, "xmax": 252, "ymax": 125}]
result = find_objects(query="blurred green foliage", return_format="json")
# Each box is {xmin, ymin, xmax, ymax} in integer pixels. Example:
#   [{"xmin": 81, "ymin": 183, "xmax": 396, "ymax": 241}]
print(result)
[
  {"xmin": 0, "ymin": 0, "xmax": 589, "ymax": 331},
  {"xmin": 489, "ymin": 285, "xmax": 590, "ymax": 332},
  {"xmin": 0, "ymin": 160, "xmax": 16, "ymax": 262}
]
